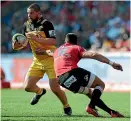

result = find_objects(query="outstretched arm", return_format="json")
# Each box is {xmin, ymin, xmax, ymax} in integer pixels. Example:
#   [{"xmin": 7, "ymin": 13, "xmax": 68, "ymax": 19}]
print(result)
[{"xmin": 82, "ymin": 51, "xmax": 123, "ymax": 71}]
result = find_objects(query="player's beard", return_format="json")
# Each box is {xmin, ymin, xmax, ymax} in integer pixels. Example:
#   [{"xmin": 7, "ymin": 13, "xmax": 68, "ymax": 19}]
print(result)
[{"xmin": 29, "ymin": 16, "xmax": 39, "ymax": 23}]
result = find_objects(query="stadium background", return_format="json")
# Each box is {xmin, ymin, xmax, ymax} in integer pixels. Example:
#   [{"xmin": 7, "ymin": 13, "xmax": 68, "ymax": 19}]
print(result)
[{"xmin": 1, "ymin": 1, "xmax": 130, "ymax": 121}]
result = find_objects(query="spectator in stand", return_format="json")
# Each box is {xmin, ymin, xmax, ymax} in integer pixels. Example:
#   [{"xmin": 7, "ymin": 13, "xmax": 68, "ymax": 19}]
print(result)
[{"xmin": 1, "ymin": 1, "xmax": 130, "ymax": 53}]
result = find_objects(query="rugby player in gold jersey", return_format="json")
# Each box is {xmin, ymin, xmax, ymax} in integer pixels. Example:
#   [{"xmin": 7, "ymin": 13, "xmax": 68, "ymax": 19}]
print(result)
[{"xmin": 12, "ymin": 3, "xmax": 72, "ymax": 115}]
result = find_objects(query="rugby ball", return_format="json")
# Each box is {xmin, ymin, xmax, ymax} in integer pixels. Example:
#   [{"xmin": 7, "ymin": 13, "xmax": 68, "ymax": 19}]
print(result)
[{"xmin": 12, "ymin": 33, "xmax": 28, "ymax": 47}]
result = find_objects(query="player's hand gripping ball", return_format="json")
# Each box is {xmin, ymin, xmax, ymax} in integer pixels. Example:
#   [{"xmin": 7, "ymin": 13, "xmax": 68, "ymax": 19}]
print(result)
[{"xmin": 12, "ymin": 33, "xmax": 28, "ymax": 50}]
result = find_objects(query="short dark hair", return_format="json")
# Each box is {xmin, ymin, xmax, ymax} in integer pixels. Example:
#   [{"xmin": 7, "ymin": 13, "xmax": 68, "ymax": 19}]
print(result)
[
  {"xmin": 28, "ymin": 3, "xmax": 41, "ymax": 12},
  {"xmin": 65, "ymin": 33, "xmax": 77, "ymax": 45}
]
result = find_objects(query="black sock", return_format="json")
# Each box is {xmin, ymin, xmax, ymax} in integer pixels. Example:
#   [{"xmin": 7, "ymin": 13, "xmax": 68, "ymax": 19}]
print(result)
[
  {"xmin": 89, "ymin": 89, "xmax": 102, "ymax": 109},
  {"xmin": 86, "ymin": 92, "xmax": 112, "ymax": 114},
  {"xmin": 96, "ymin": 99, "xmax": 112, "ymax": 114}
]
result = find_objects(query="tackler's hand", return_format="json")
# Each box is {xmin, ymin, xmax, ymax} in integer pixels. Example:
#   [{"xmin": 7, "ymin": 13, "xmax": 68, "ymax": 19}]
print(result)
[{"xmin": 112, "ymin": 62, "xmax": 123, "ymax": 71}]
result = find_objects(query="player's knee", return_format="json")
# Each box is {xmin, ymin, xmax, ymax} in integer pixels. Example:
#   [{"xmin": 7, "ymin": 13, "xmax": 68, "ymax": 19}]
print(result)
[
  {"xmin": 94, "ymin": 82, "xmax": 105, "ymax": 93},
  {"xmin": 50, "ymin": 86, "xmax": 60, "ymax": 94},
  {"xmin": 24, "ymin": 86, "xmax": 32, "ymax": 92},
  {"xmin": 95, "ymin": 79, "xmax": 105, "ymax": 90},
  {"xmin": 97, "ymin": 82, "xmax": 105, "ymax": 91},
  {"xmin": 101, "ymin": 81, "xmax": 105, "ymax": 89},
  {"xmin": 49, "ymin": 79, "xmax": 61, "ymax": 93},
  {"xmin": 50, "ymin": 83, "xmax": 57, "ymax": 93}
]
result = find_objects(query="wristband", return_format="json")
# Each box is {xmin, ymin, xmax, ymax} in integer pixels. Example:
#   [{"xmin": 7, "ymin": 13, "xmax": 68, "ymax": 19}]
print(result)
[{"xmin": 109, "ymin": 61, "xmax": 114, "ymax": 66}]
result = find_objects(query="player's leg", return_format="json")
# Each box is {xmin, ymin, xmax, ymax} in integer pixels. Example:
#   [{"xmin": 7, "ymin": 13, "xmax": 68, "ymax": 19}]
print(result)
[
  {"xmin": 87, "ymin": 76, "xmax": 105, "ymax": 110},
  {"xmin": 24, "ymin": 75, "xmax": 46, "ymax": 105},
  {"xmin": 87, "ymin": 88, "xmax": 113, "ymax": 114},
  {"xmin": 49, "ymin": 78, "xmax": 68, "ymax": 106},
  {"xmin": 24, "ymin": 61, "xmax": 46, "ymax": 105},
  {"xmin": 77, "ymin": 74, "xmax": 112, "ymax": 117},
  {"xmin": 49, "ymin": 78, "xmax": 72, "ymax": 115},
  {"xmin": 85, "ymin": 75, "xmax": 109, "ymax": 117},
  {"xmin": 86, "ymin": 76, "xmax": 124, "ymax": 117},
  {"xmin": 24, "ymin": 75, "xmax": 42, "ymax": 93},
  {"xmin": 87, "ymin": 88, "xmax": 124, "ymax": 117},
  {"xmin": 46, "ymin": 58, "xmax": 72, "ymax": 115}
]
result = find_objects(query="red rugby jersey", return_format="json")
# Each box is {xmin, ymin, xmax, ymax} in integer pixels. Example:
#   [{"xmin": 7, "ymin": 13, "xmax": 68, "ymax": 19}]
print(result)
[{"xmin": 53, "ymin": 43, "xmax": 86, "ymax": 77}]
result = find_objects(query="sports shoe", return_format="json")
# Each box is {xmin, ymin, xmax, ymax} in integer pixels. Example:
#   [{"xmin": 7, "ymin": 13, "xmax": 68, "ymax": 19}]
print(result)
[
  {"xmin": 30, "ymin": 88, "xmax": 46, "ymax": 105},
  {"xmin": 64, "ymin": 107, "xmax": 72, "ymax": 116},
  {"xmin": 110, "ymin": 110, "xmax": 124, "ymax": 118},
  {"xmin": 86, "ymin": 106, "xmax": 100, "ymax": 117}
]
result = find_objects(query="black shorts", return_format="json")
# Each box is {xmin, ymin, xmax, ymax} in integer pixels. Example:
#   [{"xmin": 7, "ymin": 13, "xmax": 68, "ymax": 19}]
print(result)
[{"xmin": 58, "ymin": 68, "xmax": 95, "ymax": 93}]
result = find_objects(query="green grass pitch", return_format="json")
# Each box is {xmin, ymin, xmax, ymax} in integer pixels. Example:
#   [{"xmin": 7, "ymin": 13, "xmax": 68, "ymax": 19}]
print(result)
[{"xmin": 1, "ymin": 89, "xmax": 130, "ymax": 121}]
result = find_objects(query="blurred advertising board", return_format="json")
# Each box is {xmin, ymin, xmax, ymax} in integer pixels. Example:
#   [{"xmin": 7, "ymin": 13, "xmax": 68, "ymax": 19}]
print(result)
[{"xmin": 1, "ymin": 53, "xmax": 131, "ymax": 91}]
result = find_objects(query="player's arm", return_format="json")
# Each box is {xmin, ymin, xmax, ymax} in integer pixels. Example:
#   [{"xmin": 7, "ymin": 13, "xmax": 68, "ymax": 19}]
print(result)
[
  {"xmin": 26, "ymin": 34, "xmax": 56, "ymax": 45},
  {"xmin": 37, "ymin": 38, "xmax": 56, "ymax": 45},
  {"xmin": 26, "ymin": 21, "xmax": 56, "ymax": 45},
  {"xmin": 81, "ymin": 51, "xmax": 123, "ymax": 71}
]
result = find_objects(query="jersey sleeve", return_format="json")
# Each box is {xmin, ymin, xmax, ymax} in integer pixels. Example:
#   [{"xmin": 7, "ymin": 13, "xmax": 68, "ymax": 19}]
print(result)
[
  {"xmin": 43, "ymin": 21, "xmax": 56, "ymax": 39},
  {"xmin": 78, "ymin": 46, "xmax": 86, "ymax": 58}
]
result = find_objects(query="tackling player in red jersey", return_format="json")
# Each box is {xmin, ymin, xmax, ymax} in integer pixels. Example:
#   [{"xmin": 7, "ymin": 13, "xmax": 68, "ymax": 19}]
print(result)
[{"xmin": 53, "ymin": 33, "xmax": 124, "ymax": 117}]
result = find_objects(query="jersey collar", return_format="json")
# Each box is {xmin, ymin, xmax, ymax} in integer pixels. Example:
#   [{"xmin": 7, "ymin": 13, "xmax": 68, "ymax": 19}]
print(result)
[{"xmin": 64, "ymin": 42, "xmax": 72, "ymax": 46}]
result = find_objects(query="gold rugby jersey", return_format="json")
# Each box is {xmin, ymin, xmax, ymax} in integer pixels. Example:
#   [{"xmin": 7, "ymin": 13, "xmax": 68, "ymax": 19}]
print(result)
[{"xmin": 22, "ymin": 17, "xmax": 56, "ymax": 60}]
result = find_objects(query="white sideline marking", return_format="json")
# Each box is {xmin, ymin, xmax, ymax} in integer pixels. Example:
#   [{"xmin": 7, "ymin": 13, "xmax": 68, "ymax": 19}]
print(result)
[{"xmin": 10, "ymin": 82, "xmax": 131, "ymax": 92}]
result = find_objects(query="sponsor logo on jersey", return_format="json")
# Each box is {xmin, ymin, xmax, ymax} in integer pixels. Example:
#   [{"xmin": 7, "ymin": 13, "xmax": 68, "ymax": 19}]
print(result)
[
  {"xmin": 49, "ymin": 30, "xmax": 56, "ymax": 37},
  {"xmin": 30, "ymin": 24, "xmax": 34, "ymax": 30},
  {"xmin": 84, "ymin": 74, "xmax": 89, "ymax": 81},
  {"xmin": 64, "ymin": 75, "xmax": 77, "ymax": 88}
]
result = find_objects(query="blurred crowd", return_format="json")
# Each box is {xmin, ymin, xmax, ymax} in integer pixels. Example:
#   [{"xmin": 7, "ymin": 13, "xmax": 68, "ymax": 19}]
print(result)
[{"xmin": 1, "ymin": 1, "xmax": 130, "ymax": 53}]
